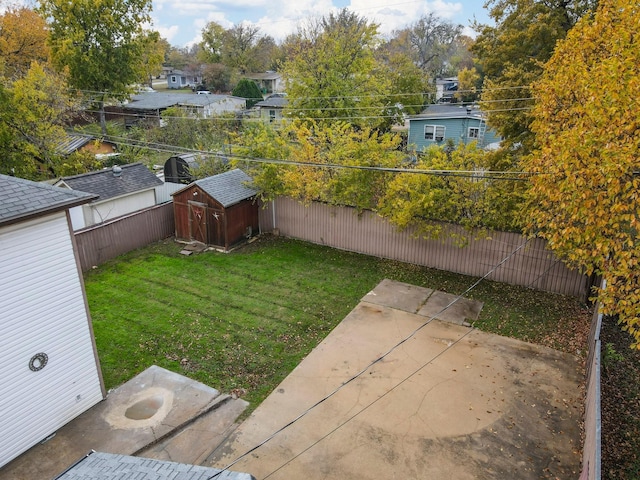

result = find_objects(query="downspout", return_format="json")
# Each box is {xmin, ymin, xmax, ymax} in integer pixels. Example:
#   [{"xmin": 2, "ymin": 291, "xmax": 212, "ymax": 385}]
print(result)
[{"xmin": 272, "ymin": 199, "xmax": 276, "ymax": 232}]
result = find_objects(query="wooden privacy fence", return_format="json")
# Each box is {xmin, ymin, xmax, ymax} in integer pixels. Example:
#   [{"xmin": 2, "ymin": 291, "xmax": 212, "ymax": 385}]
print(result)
[
  {"xmin": 259, "ymin": 197, "xmax": 590, "ymax": 298},
  {"xmin": 74, "ymin": 203, "xmax": 174, "ymax": 271},
  {"xmin": 581, "ymin": 305, "xmax": 602, "ymax": 480}
]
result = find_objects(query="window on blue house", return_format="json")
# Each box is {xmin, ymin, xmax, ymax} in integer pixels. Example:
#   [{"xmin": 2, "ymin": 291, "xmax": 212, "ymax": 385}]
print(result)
[
  {"xmin": 468, "ymin": 127, "xmax": 480, "ymax": 138},
  {"xmin": 425, "ymin": 125, "xmax": 445, "ymax": 142}
]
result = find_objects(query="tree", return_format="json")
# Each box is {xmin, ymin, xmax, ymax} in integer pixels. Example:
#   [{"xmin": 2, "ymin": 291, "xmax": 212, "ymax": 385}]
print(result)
[
  {"xmin": 139, "ymin": 31, "xmax": 165, "ymax": 87},
  {"xmin": 0, "ymin": 62, "xmax": 86, "ymax": 179},
  {"xmin": 378, "ymin": 143, "xmax": 525, "ymax": 239},
  {"xmin": 41, "ymin": 0, "xmax": 154, "ymax": 134},
  {"xmin": 199, "ymin": 21, "xmax": 226, "ymax": 63},
  {"xmin": 472, "ymin": 0, "xmax": 597, "ymax": 154},
  {"xmin": 232, "ymin": 78, "xmax": 263, "ymax": 108},
  {"xmin": 524, "ymin": 0, "xmax": 640, "ymax": 345},
  {"xmin": 221, "ymin": 24, "xmax": 261, "ymax": 74},
  {"xmin": 375, "ymin": 41, "xmax": 431, "ymax": 118},
  {"xmin": 0, "ymin": 6, "xmax": 50, "ymax": 79},
  {"xmin": 233, "ymin": 120, "xmax": 404, "ymax": 211},
  {"xmin": 388, "ymin": 13, "xmax": 463, "ymax": 77},
  {"xmin": 282, "ymin": 10, "xmax": 391, "ymax": 129},
  {"xmin": 203, "ymin": 63, "xmax": 233, "ymax": 93}
]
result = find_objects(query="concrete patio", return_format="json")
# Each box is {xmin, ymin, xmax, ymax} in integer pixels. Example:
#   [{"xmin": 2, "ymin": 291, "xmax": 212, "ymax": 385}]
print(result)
[{"xmin": 0, "ymin": 279, "xmax": 583, "ymax": 479}]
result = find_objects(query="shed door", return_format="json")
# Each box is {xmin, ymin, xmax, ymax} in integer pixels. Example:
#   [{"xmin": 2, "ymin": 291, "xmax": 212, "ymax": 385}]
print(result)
[
  {"xmin": 0, "ymin": 212, "xmax": 104, "ymax": 468},
  {"xmin": 189, "ymin": 201, "xmax": 208, "ymax": 244},
  {"xmin": 209, "ymin": 209, "xmax": 225, "ymax": 248}
]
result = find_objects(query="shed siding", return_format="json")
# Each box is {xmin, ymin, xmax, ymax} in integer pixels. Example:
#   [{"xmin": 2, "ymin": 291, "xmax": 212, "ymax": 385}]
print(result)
[
  {"xmin": 173, "ymin": 185, "xmax": 258, "ymax": 249},
  {"xmin": 0, "ymin": 212, "xmax": 104, "ymax": 467}
]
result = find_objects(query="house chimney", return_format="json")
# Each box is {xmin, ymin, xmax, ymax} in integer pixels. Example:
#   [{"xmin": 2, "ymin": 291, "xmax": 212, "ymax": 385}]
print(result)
[{"xmin": 112, "ymin": 165, "xmax": 122, "ymax": 177}]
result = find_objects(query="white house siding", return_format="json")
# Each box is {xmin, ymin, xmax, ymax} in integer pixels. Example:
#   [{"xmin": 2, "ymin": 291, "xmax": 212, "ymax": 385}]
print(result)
[
  {"xmin": 83, "ymin": 189, "xmax": 156, "ymax": 226},
  {"xmin": 0, "ymin": 212, "xmax": 104, "ymax": 467},
  {"xmin": 68, "ymin": 205, "xmax": 87, "ymax": 230}
]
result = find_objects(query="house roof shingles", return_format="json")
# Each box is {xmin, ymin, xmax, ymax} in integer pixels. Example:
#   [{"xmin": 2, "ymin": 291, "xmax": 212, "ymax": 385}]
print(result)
[
  {"xmin": 182, "ymin": 169, "xmax": 257, "ymax": 208},
  {"xmin": 55, "ymin": 451, "xmax": 255, "ymax": 480},
  {"xmin": 0, "ymin": 174, "xmax": 97, "ymax": 227},
  {"xmin": 124, "ymin": 93, "xmax": 244, "ymax": 111},
  {"xmin": 254, "ymin": 97, "xmax": 288, "ymax": 108},
  {"xmin": 59, "ymin": 163, "xmax": 162, "ymax": 202}
]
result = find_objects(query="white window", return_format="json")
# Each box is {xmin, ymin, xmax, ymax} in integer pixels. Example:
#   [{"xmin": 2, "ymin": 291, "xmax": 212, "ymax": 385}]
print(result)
[
  {"xmin": 468, "ymin": 127, "xmax": 480, "ymax": 139},
  {"xmin": 425, "ymin": 125, "xmax": 445, "ymax": 142},
  {"xmin": 170, "ymin": 75, "xmax": 177, "ymax": 83},
  {"xmin": 269, "ymin": 110, "xmax": 276, "ymax": 122}
]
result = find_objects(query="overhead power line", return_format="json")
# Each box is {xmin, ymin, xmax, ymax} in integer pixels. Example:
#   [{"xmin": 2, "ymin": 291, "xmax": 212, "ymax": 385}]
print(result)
[{"xmin": 84, "ymin": 133, "xmax": 538, "ymax": 181}]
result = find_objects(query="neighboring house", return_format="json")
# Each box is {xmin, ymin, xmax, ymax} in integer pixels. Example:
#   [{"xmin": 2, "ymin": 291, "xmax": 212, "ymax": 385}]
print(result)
[
  {"xmin": 0, "ymin": 175, "xmax": 105, "ymax": 468},
  {"xmin": 166, "ymin": 69, "xmax": 203, "ymax": 89},
  {"xmin": 253, "ymin": 95, "xmax": 288, "ymax": 123},
  {"xmin": 54, "ymin": 133, "xmax": 118, "ymax": 158},
  {"xmin": 244, "ymin": 72, "xmax": 283, "ymax": 94},
  {"xmin": 55, "ymin": 163, "xmax": 163, "ymax": 230},
  {"xmin": 172, "ymin": 169, "xmax": 259, "ymax": 251},
  {"xmin": 122, "ymin": 93, "xmax": 246, "ymax": 127},
  {"xmin": 435, "ymin": 77, "xmax": 458, "ymax": 103},
  {"xmin": 407, "ymin": 104, "xmax": 501, "ymax": 151}
]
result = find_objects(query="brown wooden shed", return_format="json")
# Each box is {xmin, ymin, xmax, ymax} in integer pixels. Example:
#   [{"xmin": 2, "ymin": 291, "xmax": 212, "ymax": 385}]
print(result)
[{"xmin": 172, "ymin": 169, "xmax": 259, "ymax": 250}]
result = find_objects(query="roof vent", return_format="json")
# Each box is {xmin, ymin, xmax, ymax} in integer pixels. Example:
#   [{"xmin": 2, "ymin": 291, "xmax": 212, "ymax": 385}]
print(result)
[{"xmin": 112, "ymin": 165, "xmax": 122, "ymax": 177}]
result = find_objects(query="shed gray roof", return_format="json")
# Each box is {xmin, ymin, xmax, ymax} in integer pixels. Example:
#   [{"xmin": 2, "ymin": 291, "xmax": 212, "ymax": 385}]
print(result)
[
  {"xmin": 124, "ymin": 92, "xmax": 245, "ymax": 111},
  {"xmin": 57, "ymin": 163, "xmax": 162, "ymax": 202},
  {"xmin": 0, "ymin": 174, "xmax": 96, "ymax": 227},
  {"xmin": 175, "ymin": 169, "xmax": 257, "ymax": 207},
  {"xmin": 55, "ymin": 133, "xmax": 94, "ymax": 155},
  {"xmin": 55, "ymin": 451, "xmax": 254, "ymax": 480}
]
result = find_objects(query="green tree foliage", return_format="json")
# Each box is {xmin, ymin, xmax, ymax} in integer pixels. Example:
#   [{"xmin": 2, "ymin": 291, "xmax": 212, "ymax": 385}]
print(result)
[
  {"xmin": 282, "ymin": 10, "xmax": 391, "ymax": 129},
  {"xmin": 375, "ymin": 42, "xmax": 431, "ymax": 118},
  {"xmin": 378, "ymin": 143, "xmax": 525, "ymax": 238},
  {"xmin": 232, "ymin": 78, "xmax": 263, "ymax": 108},
  {"xmin": 40, "ymin": 0, "xmax": 155, "ymax": 134},
  {"xmin": 472, "ymin": 0, "xmax": 597, "ymax": 154},
  {"xmin": 0, "ymin": 62, "xmax": 87, "ymax": 179},
  {"xmin": 199, "ymin": 21, "xmax": 226, "ymax": 64},
  {"xmin": 524, "ymin": 0, "xmax": 640, "ymax": 346},
  {"xmin": 139, "ymin": 31, "xmax": 166, "ymax": 87},
  {"xmin": 391, "ymin": 13, "xmax": 463, "ymax": 77},
  {"xmin": 234, "ymin": 120, "xmax": 404, "ymax": 211}
]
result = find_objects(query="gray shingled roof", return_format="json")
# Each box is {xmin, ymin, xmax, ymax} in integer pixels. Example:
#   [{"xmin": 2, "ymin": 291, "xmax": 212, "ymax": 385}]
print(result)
[
  {"xmin": 187, "ymin": 169, "xmax": 257, "ymax": 208},
  {"xmin": 58, "ymin": 163, "xmax": 162, "ymax": 202},
  {"xmin": 55, "ymin": 451, "xmax": 255, "ymax": 480},
  {"xmin": 123, "ymin": 93, "xmax": 244, "ymax": 111},
  {"xmin": 0, "ymin": 174, "xmax": 97, "ymax": 227},
  {"xmin": 254, "ymin": 97, "xmax": 288, "ymax": 108}
]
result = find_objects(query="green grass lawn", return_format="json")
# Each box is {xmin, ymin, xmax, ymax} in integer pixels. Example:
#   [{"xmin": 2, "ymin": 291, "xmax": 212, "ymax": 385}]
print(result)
[{"xmin": 85, "ymin": 235, "xmax": 591, "ymax": 409}]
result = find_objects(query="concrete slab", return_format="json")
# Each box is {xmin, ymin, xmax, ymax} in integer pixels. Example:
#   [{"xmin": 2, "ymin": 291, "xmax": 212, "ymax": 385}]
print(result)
[
  {"xmin": 138, "ymin": 394, "xmax": 248, "ymax": 465},
  {"xmin": 363, "ymin": 278, "xmax": 433, "ymax": 313},
  {"xmin": 418, "ymin": 290, "xmax": 484, "ymax": 325},
  {"xmin": 207, "ymin": 298, "xmax": 582, "ymax": 479},
  {"xmin": 0, "ymin": 366, "xmax": 247, "ymax": 480}
]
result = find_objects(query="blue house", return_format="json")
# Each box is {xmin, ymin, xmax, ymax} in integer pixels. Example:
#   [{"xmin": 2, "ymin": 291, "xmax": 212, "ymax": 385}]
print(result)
[{"xmin": 407, "ymin": 105, "xmax": 501, "ymax": 152}]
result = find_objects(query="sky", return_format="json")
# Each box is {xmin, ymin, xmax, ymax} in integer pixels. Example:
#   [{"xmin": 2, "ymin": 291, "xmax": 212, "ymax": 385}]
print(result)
[{"xmin": 151, "ymin": 0, "xmax": 493, "ymax": 48}]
